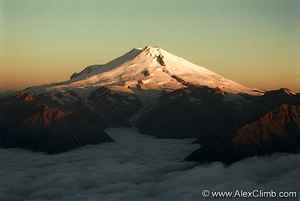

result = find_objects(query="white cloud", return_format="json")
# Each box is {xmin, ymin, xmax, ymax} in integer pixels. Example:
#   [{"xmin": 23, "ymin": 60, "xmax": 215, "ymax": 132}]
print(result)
[{"xmin": 0, "ymin": 128, "xmax": 299, "ymax": 201}]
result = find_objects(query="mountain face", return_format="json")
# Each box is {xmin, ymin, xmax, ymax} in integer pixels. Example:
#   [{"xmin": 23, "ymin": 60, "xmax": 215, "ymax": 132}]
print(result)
[
  {"xmin": 26, "ymin": 46, "xmax": 261, "ymax": 96},
  {"xmin": 186, "ymin": 90, "xmax": 300, "ymax": 164},
  {"xmin": 136, "ymin": 85, "xmax": 300, "ymax": 164},
  {"xmin": 0, "ymin": 46, "xmax": 299, "ymax": 164},
  {"xmin": 0, "ymin": 92, "xmax": 112, "ymax": 153}
]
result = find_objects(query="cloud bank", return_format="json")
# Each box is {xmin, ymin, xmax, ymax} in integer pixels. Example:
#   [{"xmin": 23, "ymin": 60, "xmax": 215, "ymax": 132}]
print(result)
[{"xmin": 0, "ymin": 128, "xmax": 299, "ymax": 201}]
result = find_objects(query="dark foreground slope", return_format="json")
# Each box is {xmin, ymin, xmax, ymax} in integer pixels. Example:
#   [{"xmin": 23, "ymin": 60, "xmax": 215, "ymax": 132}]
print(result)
[
  {"xmin": 1, "ymin": 86, "xmax": 299, "ymax": 164},
  {"xmin": 137, "ymin": 87, "xmax": 300, "ymax": 164},
  {"xmin": 0, "ymin": 93, "xmax": 112, "ymax": 153}
]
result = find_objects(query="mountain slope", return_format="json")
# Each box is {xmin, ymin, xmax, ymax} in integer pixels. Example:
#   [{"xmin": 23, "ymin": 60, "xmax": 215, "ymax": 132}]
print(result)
[
  {"xmin": 6, "ymin": 45, "xmax": 295, "ymax": 160},
  {"xmin": 185, "ymin": 89, "xmax": 300, "ymax": 164},
  {"xmin": 25, "ymin": 46, "xmax": 261, "ymax": 98},
  {"xmin": 0, "ymin": 94, "xmax": 112, "ymax": 153}
]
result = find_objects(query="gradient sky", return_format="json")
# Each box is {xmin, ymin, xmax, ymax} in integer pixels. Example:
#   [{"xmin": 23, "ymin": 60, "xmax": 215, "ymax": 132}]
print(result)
[{"xmin": 1, "ymin": 0, "xmax": 299, "ymax": 91}]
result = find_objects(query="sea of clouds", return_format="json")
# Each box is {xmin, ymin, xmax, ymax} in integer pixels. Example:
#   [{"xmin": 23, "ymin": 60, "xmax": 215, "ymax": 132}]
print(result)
[{"xmin": 0, "ymin": 128, "xmax": 299, "ymax": 201}]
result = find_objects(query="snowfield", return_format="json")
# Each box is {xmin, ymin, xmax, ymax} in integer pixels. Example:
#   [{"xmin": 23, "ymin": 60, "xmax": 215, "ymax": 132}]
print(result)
[
  {"xmin": 0, "ymin": 128, "xmax": 299, "ymax": 201},
  {"xmin": 25, "ymin": 46, "xmax": 262, "ymax": 98}
]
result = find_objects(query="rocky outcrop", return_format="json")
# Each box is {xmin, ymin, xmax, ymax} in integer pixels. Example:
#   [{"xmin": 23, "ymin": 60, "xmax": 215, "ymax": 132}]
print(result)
[
  {"xmin": 186, "ymin": 103, "xmax": 300, "ymax": 164},
  {"xmin": 0, "ymin": 93, "xmax": 112, "ymax": 154},
  {"xmin": 137, "ymin": 86, "xmax": 246, "ymax": 140},
  {"xmin": 1, "ymin": 85, "xmax": 299, "ymax": 163},
  {"xmin": 88, "ymin": 87, "xmax": 142, "ymax": 126},
  {"xmin": 234, "ymin": 104, "xmax": 300, "ymax": 145},
  {"xmin": 185, "ymin": 91, "xmax": 300, "ymax": 164},
  {"xmin": 136, "ymin": 86, "xmax": 300, "ymax": 164}
]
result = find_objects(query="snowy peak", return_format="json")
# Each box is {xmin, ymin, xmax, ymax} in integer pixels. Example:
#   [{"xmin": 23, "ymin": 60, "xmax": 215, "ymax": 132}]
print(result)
[
  {"xmin": 264, "ymin": 88, "xmax": 297, "ymax": 97},
  {"xmin": 278, "ymin": 88, "xmax": 297, "ymax": 96},
  {"xmin": 141, "ymin": 46, "xmax": 165, "ymax": 59},
  {"xmin": 70, "ymin": 47, "xmax": 143, "ymax": 81},
  {"xmin": 141, "ymin": 46, "xmax": 162, "ymax": 56},
  {"xmin": 69, "ymin": 46, "xmax": 165, "ymax": 82},
  {"xmin": 27, "ymin": 46, "xmax": 262, "ymax": 96}
]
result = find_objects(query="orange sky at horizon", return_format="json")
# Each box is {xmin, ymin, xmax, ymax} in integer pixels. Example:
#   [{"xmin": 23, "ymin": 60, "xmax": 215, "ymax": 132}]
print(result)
[
  {"xmin": 1, "ymin": 0, "xmax": 299, "ymax": 92},
  {"xmin": 1, "ymin": 48, "xmax": 299, "ymax": 92}
]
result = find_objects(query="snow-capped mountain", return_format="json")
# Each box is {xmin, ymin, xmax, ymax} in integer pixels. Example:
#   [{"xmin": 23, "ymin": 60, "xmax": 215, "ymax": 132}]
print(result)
[
  {"xmin": 25, "ymin": 46, "xmax": 262, "ymax": 99},
  {"xmin": 1, "ymin": 45, "xmax": 299, "ymax": 164}
]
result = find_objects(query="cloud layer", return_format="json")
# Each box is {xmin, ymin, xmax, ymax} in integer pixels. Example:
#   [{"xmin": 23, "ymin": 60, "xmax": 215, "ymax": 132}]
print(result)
[{"xmin": 0, "ymin": 128, "xmax": 299, "ymax": 201}]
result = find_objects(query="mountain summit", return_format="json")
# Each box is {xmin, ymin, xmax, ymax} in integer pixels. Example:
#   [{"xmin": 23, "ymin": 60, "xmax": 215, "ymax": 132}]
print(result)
[
  {"xmin": 27, "ymin": 46, "xmax": 261, "ymax": 96},
  {"xmin": 1, "ymin": 46, "xmax": 299, "ymax": 162}
]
